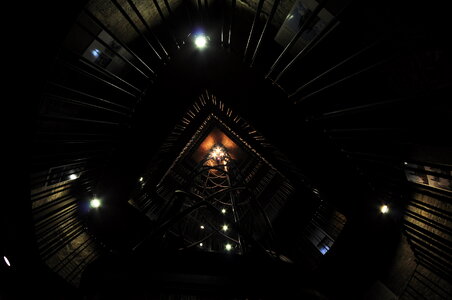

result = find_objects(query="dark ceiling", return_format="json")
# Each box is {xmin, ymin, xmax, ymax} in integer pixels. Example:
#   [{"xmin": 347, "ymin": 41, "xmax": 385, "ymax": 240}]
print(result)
[{"xmin": 3, "ymin": 0, "xmax": 452, "ymax": 299}]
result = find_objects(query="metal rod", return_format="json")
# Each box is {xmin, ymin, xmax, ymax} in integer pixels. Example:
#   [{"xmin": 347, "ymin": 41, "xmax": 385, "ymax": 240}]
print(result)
[
  {"xmin": 32, "ymin": 184, "xmax": 93, "ymax": 213},
  {"xmin": 31, "ymin": 155, "xmax": 103, "ymax": 168},
  {"xmin": 274, "ymin": 17, "xmax": 341, "ymax": 82},
  {"xmin": 152, "ymin": 0, "xmax": 180, "ymax": 49},
  {"xmin": 197, "ymin": 0, "xmax": 203, "ymax": 23},
  {"xmin": 35, "ymin": 207, "xmax": 79, "ymax": 236},
  {"xmin": 163, "ymin": 0, "xmax": 183, "ymax": 45},
  {"xmin": 38, "ymin": 216, "xmax": 81, "ymax": 243},
  {"xmin": 405, "ymin": 210, "xmax": 452, "ymax": 235},
  {"xmin": 293, "ymin": 59, "xmax": 387, "ymax": 104},
  {"xmin": 38, "ymin": 137, "xmax": 120, "ymax": 145},
  {"xmin": 111, "ymin": 0, "xmax": 163, "ymax": 61},
  {"xmin": 75, "ymin": 20, "xmax": 151, "ymax": 80},
  {"xmin": 179, "ymin": 231, "xmax": 215, "ymax": 250},
  {"xmin": 50, "ymin": 237, "xmax": 90, "ymax": 271},
  {"xmin": 163, "ymin": 0, "xmax": 174, "ymax": 16},
  {"xmin": 34, "ymin": 131, "xmax": 119, "ymax": 139},
  {"xmin": 266, "ymin": 0, "xmax": 329, "ymax": 78},
  {"xmin": 221, "ymin": 0, "xmax": 226, "ymax": 46},
  {"xmin": 184, "ymin": 0, "xmax": 193, "ymax": 30},
  {"xmin": 404, "ymin": 224, "xmax": 451, "ymax": 258},
  {"xmin": 32, "ymin": 184, "xmax": 76, "ymax": 202},
  {"xmin": 228, "ymin": 0, "xmax": 236, "ymax": 48},
  {"xmin": 243, "ymin": 0, "xmax": 265, "ymax": 61},
  {"xmin": 77, "ymin": 53, "xmax": 142, "ymax": 96},
  {"xmin": 39, "ymin": 114, "xmax": 123, "ymax": 126},
  {"xmin": 83, "ymin": 8, "xmax": 155, "ymax": 75},
  {"xmin": 38, "ymin": 222, "xmax": 81, "ymax": 254},
  {"xmin": 408, "ymin": 199, "xmax": 452, "ymax": 222},
  {"xmin": 273, "ymin": 0, "xmax": 355, "ymax": 82},
  {"xmin": 404, "ymin": 219, "xmax": 452, "ymax": 250},
  {"xmin": 300, "ymin": 20, "xmax": 340, "ymax": 59},
  {"xmin": 326, "ymin": 127, "xmax": 402, "ymax": 134},
  {"xmin": 135, "ymin": 192, "xmax": 273, "ymax": 258},
  {"xmin": 44, "ymin": 93, "xmax": 130, "ymax": 117},
  {"xmin": 225, "ymin": 173, "xmax": 243, "ymax": 252},
  {"xmin": 126, "ymin": 0, "xmax": 169, "ymax": 59},
  {"xmin": 416, "ymin": 253, "xmax": 452, "ymax": 281},
  {"xmin": 32, "ymin": 150, "xmax": 114, "ymax": 165},
  {"xmin": 287, "ymin": 40, "xmax": 378, "ymax": 92},
  {"xmin": 53, "ymin": 238, "xmax": 94, "ymax": 272},
  {"xmin": 37, "ymin": 214, "xmax": 79, "ymax": 242},
  {"xmin": 415, "ymin": 267, "xmax": 452, "ymax": 297},
  {"xmin": 59, "ymin": 59, "xmax": 137, "ymax": 98},
  {"xmin": 64, "ymin": 246, "xmax": 99, "ymax": 282},
  {"xmin": 312, "ymin": 97, "xmax": 408, "ymax": 121},
  {"xmin": 42, "ymin": 227, "xmax": 85, "ymax": 261},
  {"xmin": 35, "ymin": 203, "xmax": 78, "ymax": 229},
  {"xmin": 250, "ymin": 0, "xmax": 280, "ymax": 66},
  {"xmin": 410, "ymin": 183, "xmax": 452, "ymax": 199},
  {"xmin": 48, "ymin": 81, "xmax": 132, "ymax": 112},
  {"xmin": 30, "ymin": 165, "xmax": 90, "ymax": 188}
]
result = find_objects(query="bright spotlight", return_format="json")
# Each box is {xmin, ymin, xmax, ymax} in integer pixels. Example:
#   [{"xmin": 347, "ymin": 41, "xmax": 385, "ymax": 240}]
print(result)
[
  {"xmin": 200, "ymin": 225, "xmax": 205, "ymax": 229},
  {"xmin": 90, "ymin": 198, "xmax": 101, "ymax": 209},
  {"xmin": 221, "ymin": 208, "xmax": 226, "ymax": 214},
  {"xmin": 69, "ymin": 174, "xmax": 78, "ymax": 180},
  {"xmin": 91, "ymin": 49, "xmax": 101, "ymax": 57},
  {"xmin": 194, "ymin": 35, "xmax": 207, "ymax": 49},
  {"xmin": 3, "ymin": 256, "xmax": 11, "ymax": 267},
  {"xmin": 380, "ymin": 204, "xmax": 389, "ymax": 214},
  {"xmin": 222, "ymin": 225, "xmax": 228, "ymax": 232},
  {"xmin": 199, "ymin": 243, "xmax": 203, "ymax": 247},
  {"xmin": 225, "ymin": 244, "xmax": 232, "ymax": 251}
]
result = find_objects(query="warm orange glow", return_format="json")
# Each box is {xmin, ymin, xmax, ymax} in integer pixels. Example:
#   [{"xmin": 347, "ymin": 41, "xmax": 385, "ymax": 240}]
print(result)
[
  {"xmin": 199, "ymin": 135, "xmax": 216, "ymax": 155},
  {"xmin": 192, "ymin": 127, "xmax": 244, "ymax": 163}
]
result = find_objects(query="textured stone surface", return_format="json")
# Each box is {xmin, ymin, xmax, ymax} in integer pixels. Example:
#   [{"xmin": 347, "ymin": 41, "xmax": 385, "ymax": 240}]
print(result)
[{"xmin": 86, "ymin": 0, "xmax": 183, "ymax": 43}]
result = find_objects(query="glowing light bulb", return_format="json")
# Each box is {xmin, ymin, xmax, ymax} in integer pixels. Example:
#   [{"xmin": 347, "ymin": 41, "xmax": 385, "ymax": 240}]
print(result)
[
  {"xmin": 199, "ymin": 243, "xmax": 203, "ymax": 247},
  {"xmin": 200, "ymin": 225, "xmax": 205, "ymax": 229},
  {"xmin": 222, "ymin": 225, "xmax": 228, "ymax": 232},
  {"xmin": 69, "ymin": 174, "xmax": 78, "ymax": 180},
  {"xmin": 3, "ymin": 256, "xmax": 11, "ymax": 267},
  {"xmin": 91, "ymin": 49, "xmax": 100, "ymax": 57},
  {"xmin": 225, "ymin": 244, "xmax": 232, "ymax": 251},
  {"xmin": 90, "ymin": 198, "xmax": 101, "ymax": 209},
  {"xmin": 139, "ymin": 177, "xmax": 144, "ymax": 182},
  {"xmin": 380, "ymin": 204, "xmax": 389, "ymax": 214},
  {"xmin": 221, "ymin": 208, "xmax": 226, "ymax": 214},
  {"xmin": 195, "ymin": 35, "xmax": 207, "ymax": 48}
]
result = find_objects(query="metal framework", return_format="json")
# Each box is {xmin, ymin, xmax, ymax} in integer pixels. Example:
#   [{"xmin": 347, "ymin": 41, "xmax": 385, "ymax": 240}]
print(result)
[
  {"xmin": 187, "ymin": 144, "xmax": 244, "ymax": 252},
  {"xmin": 25, "ymin": 0, "xmax": 452, "ymax": 294}
]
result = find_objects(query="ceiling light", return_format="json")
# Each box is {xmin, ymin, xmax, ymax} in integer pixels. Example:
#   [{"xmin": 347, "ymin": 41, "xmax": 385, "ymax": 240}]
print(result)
[
  {"xmin": 221, "ymin": 208, "xmax": 226, "ymax": 214},
  {"xmin": 69, "ymin": 174, "xmax": 78, "ymax": 180},
  {"xmin": 3, "ymin": 256, "xmax": 11, "ymax": 267},
  {"xmin": 194, "ymin": 35, "xmax": 207, "ymax": 49},
  {"xmin": 380, "ymin": 204, "xmax": 389, "ymax": 214},
  {"xmin": 90, "ymin": 198, "xmax": 101, "ymax": 209},
  {"xmin": 225, "ymin": 244, "xmax": 232, "ymax": 251},
  {"xmin": 222, "ymin": 225, "xmax": 228, "ymax": 231},
  {"xmin": 91, "ymin": 49, "xmax": 100, "ymax": 57}
]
